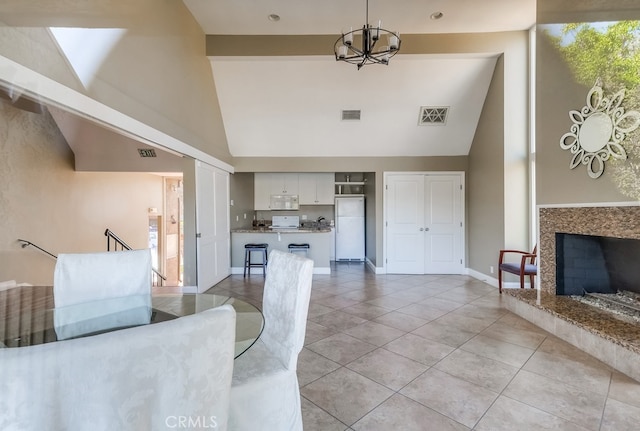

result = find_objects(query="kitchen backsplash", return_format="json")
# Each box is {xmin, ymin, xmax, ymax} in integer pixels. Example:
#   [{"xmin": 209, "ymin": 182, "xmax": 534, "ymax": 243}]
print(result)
[{"xmin": 254, "ymin": 205, "xmax": 335, "ymax": 227}]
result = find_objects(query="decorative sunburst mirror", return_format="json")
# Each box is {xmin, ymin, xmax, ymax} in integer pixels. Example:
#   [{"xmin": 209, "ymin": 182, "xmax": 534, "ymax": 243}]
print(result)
[{"xmin": 560, "ymin": 79, "xmax": 640, "ymax": 179}]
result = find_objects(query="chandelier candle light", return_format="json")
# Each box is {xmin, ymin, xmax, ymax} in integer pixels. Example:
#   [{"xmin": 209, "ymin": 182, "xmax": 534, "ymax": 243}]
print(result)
[{"xmin": 334, "ymin": 0, "xmax": 401, "ymax": 70}]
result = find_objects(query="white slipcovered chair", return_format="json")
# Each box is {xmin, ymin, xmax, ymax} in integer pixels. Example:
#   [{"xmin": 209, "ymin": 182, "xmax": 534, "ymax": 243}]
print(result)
[
  {"xmin": 229, "ymin": 249, "xmax": 314, "ymax": 431},
  {"xmin": 53, "ymin": 249, "xmax": 152, "ymax": 340},
  {"xmin": 0, "ymin": 305, "xmax": 237, "ymax": 431}
]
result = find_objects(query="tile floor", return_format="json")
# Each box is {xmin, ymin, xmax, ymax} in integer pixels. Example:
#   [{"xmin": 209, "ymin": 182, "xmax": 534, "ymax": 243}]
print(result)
[{"xmin": 210, "ymin": 262, "xmax": 640, "ymax": 430}]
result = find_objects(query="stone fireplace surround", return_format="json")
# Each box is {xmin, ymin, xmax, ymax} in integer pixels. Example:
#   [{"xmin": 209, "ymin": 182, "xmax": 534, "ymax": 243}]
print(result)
[{"xmin": 502, "ymin": 203, "xmax": 640, "ymax": 382}]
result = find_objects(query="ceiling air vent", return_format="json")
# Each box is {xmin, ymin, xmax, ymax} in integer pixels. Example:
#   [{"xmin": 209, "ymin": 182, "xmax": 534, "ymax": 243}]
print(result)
[
  {"xmin": 341, "ymin": 110, "xmax": 361, "ymax": 121},
  {"xmin": 138, "ymin": 148, "xmax": 157, "ymax": 158},
  {"xmin": 418, "ymin": 106, "xmax": 449, "ymax": 125}
]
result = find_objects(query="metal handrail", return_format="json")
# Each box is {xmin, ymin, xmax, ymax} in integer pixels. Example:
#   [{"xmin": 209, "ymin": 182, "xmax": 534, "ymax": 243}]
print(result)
[
  {"xmin": 104, "ymin": 229, "xmax": 167, "ymax": 286},
  {"xmin": 17, "ymin": 239, "xmax": 57, "ymax": 259}
]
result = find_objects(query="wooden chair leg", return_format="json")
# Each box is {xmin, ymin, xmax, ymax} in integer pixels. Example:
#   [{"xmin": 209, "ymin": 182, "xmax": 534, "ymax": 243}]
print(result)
[
  {"xmin": 529, "ymin": 274, "xmax": 535, "ymax": 289},
  {"xmin": 498, "ymin": 270, "xmax": 503, "ymax": 294},
  {"xmin": 520, "ymin": 272, "xmax": 525, "ymax": 289}
]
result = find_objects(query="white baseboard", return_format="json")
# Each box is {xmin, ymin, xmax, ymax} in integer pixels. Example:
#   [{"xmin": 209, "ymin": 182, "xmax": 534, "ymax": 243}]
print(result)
[
  {"xmin": 365, "ymin": 258, "xmax": 385, "ymax": 274},
  {"xmin": 466, "ymin": 269, "xmax": 535, "ymax": 290}
]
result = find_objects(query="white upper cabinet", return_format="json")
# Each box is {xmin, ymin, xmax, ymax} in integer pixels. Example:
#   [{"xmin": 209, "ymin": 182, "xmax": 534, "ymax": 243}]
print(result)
[
  {"xmin": 254, "ymin": 173, "xmax": 300, "ymax": 210},
  {"xmin": 299, "ymin": 173, "xmax": 335, "ymax": 205}
]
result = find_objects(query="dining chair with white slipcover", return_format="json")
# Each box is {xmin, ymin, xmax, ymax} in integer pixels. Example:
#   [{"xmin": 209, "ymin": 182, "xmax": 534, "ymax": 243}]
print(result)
[
  {"xmin": 53, "ymin": 249, "xmax": 152, "ymax": 340},
  {"xmin": 229, "ymin": 250, "xmax": 314, "ymax": 431},
  {"xmin": 0, "ymin": 305, "xmax": 237, "ymax": 431}
]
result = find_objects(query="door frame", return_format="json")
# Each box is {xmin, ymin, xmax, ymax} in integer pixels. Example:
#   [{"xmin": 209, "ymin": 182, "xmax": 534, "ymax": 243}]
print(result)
[{"xmin": 383, "ymin": 171, "xmax": 466, "ymax": 274}]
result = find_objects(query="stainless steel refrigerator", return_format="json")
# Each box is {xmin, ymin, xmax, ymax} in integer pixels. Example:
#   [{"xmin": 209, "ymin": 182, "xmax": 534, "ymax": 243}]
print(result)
[{"xmin": 335, "ymin": 196, "xmax": 365, "ymax": 261}]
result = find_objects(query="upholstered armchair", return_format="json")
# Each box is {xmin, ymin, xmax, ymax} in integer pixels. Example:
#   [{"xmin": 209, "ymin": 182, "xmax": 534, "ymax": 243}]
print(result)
[
  {"xmin": 229, "ymin": 250, "xmax": 314, "ymax": 431},
  {"xmin": 498, "ymin": 245, "xmax": 537, "ymax": 293}
]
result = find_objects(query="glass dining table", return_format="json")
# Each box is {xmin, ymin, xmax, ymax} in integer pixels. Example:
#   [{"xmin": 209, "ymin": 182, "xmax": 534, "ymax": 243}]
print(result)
[{"xmin": 0, "ymin": 286, "xmax": 264, "ymax": 358}]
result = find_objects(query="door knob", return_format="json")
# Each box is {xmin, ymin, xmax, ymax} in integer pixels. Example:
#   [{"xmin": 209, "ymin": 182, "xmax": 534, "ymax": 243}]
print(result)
[
  {"xmin": 419, "ymin": 228, "xmax": 424, "ymax": 231},
  {"xmin": 425, "ymin": 227, "xmax": 430, "ymax": 231}
]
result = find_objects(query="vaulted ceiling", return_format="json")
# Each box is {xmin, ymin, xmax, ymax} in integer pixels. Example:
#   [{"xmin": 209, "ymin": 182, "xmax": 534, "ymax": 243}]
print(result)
[{"xmin": 185, "ymin": 0, "xmax": 535, "ymax": 158}]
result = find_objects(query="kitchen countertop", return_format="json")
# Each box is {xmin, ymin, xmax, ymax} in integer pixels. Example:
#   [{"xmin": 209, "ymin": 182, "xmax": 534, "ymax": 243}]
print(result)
[{"xmin": 232, "ymin": 227, "xmax": 332, "ymax": 233}]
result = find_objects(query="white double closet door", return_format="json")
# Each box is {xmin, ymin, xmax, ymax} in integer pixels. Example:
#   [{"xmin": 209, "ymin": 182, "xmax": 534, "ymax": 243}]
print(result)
[{"xmin": 385, "ymin": 172, "xmax": 464, "ymax": 274}]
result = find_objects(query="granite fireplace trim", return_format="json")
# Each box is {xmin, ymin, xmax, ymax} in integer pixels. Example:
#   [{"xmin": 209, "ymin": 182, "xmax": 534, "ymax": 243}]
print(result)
[
  {"xmin": 503, "ymin": 289, "xmax": 640, "ymax": 382},
  {"xmin": 538, "ymin": 203, "xmax": 640, "ymax": 295}
]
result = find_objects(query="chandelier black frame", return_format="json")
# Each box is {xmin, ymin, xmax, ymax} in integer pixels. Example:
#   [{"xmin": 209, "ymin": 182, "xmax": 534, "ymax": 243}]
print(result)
[{"xmin": 334, "ymin": 0, "xmax": 401, "ymax": 70}]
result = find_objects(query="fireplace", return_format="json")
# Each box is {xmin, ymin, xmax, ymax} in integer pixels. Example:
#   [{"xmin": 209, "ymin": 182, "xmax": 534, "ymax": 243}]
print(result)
[
  {"xmin": 501, "ymin": 204, "xmax": 640, "ymax": 381},
  {"xmin": 538, "ymin": 205, "xmax": 640, "ymax": 295},
  {"xmin": 555, "ymin": 232, "xmax": 640, "ymax": 296}
]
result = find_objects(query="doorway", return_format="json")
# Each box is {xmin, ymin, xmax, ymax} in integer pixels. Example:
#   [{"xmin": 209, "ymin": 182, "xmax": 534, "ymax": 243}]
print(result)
[
  {"xmin": 163, "ymin": 177, "xmax": 183, "ymax": 286},
  {"xmin": 384, "ymin": 172, "xmax": 465, "ymax": 274}
]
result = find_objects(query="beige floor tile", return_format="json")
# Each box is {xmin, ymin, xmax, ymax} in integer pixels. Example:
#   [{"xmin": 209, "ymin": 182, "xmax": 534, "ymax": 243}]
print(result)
[
  {"xmin": 522, "ymin": 349, "xmax": 612, "ymax": 395},
  {"xmin": 417, "ymin": 296, "xmax": 465, "ymax": 312},
  {"xmin": 395, "ymin": 303, "xmax": 451, "ymax": 321},
  {"xmin": 459, "ymin": 334, "xmax": 535, "ymax": 368},
  {"xmin": 475, "ymin": 395, "xmax": 590, "ymax": 431},
  {"xmin": 364, "ymin": 295, "xmax": 413, "ymax": 310},
  {"xmin": 340, "ymin": 302, "xmax": 390, "ymax": 320},
  {"xmin": 313, "ymin": 295, "xmax": 362, "ymax": 310},
  {"xmin": 301, "ymin": 397, "xmax": 349, "ymax": 431},
  {"xmin": 503, "ymin": 370, "xmax": 607, "ymax": 431},
  {"xmin": 304, "ymin": 320, "xmax": 336, "ymax": 345},
  {"xmin": 384, "ymin": 333, "xmax": 455, "ymax": 366},
  {"xmin": 432, "ymin": 313, "xmax": 495, "ymax": 334},
  {"xmin": 309, "ymin": 310, "xmax": 367, "ymax": 332},
  {"xmin": 601, "ymin": 398, "xmax": 640, "ymax": 431},
  {"xmin": 306, "ymin": 333, "xmax": 377, "ymax": 365},
  {"xmin": 372, "ymin": 310, "xmax": 429, "ymax": 332},
  {"xmin": 307, "ymin": 302, "xmax": 336, "ymax": 319},
  {"xmin": 411, "ymin": 320, "xmax": 477, "ymax": 348},
  {"xmin": 480, "ymin": 320, "xmax": 547, "ymax": 349},
  {"xmin": 346, "ymin": 348, "xmax": 428, "ymax": 391},
  {"xmin": 301, "ymin": 367, "xmax": 394, "ymax": 426},
  {"xmin": 433, "ymin": 349, "xmax": 519, "ymax": 392},
  {"xmin": 342, "ymin": 320, "xmax": 405, "ymax": 346},
  {"xmin": 352, "ymin": 394, "xmax": 469, "ymax": 431},
  {"xmin": 400, "ymin": 368, "xmax": 499, "ymax": 428},
  {"xmin": 297, "ymin": 348, "xmax": 341, "ymax": 387},
  {"xmin": 609, "ymin": 372, "xmax": 640, "ymax": 409}
]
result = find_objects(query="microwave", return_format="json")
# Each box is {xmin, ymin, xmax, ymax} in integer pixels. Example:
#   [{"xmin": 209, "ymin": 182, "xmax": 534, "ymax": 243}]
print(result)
[{"xmin": 270, "ymin": 195, "xmax": 299, "ymax": 210}]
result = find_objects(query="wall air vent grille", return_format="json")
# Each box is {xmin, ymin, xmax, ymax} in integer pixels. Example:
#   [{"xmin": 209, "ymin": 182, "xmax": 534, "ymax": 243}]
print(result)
[
  {"xmin": 419, "ymin": 106, "xmax": 449, "ymax": 125},
  {"xmin": 341, "ymin": 110, "xmax": 361, "ymax": 121},
  {"xmin": 138, "ymin": 148, "xmax": 157, "ymax": 157}
]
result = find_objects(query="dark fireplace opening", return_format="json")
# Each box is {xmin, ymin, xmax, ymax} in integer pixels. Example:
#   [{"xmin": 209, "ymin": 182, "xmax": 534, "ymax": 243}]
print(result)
[{"xmin": 556, "ymin": 232, "xmax": 640, "ymax": 296}]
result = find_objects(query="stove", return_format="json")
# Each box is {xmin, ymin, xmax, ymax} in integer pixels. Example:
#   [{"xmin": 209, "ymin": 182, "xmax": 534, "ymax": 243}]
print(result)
[{"xmin": 270, "ymin": 215, "xmax": 300, "ymax": 229}]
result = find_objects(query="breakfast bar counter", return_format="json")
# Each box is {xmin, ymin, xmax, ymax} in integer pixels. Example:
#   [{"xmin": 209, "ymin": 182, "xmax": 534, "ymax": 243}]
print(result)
[{"xmin": 231, "ymin": 228, "xmax": 332, "ymax": 274}]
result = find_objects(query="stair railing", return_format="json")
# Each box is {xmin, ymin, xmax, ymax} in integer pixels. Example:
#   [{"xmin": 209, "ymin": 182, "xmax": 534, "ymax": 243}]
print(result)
[
  {"xmin": 104, "ymin": 229, "xmax": 167, "ymax": 286},
  {"xmin": 17, "ymin": 239, "xmax": 57, "ymax": 259}
]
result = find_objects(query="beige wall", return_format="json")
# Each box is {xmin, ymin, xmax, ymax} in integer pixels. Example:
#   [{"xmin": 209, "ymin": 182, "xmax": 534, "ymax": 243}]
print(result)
[
  {"xmin": 467, "ymin": 56, "xmax": 506, "ymax": 276},
  {"xmin": 229, "ymin": 172, "xmax": 255, "ymax": 230},
  {"xmin": 535, "ymin": 29, "xmax": 630, "ymax": 205},
  {"xmin": 0, "ymin": 102, "xmax": 163, "ymax": 285},
  {"xmin": 0, "ymin": 0, "xmax": 232, "ymax": 164}
]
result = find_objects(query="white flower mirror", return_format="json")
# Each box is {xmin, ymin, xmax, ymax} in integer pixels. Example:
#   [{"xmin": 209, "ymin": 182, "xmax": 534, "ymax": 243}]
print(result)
[{"xmin": 560, "ymin": 79, "xmax": 640, "ymax": 178}]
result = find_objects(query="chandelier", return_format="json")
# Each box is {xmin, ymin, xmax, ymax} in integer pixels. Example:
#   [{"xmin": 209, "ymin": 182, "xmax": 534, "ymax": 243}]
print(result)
[{"xmin": 334, "ymin": 0, "xmax": 401, "ymax": 70}]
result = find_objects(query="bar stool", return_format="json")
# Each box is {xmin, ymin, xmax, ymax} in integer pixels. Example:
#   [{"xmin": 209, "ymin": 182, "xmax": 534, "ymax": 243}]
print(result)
[
  {"xmin": 244, "ymin": 243, "xmax": 268, "ymax": 277},
  {"xmin": 288, "ymin": 243, "xmax": 310, "ymax": 257}
]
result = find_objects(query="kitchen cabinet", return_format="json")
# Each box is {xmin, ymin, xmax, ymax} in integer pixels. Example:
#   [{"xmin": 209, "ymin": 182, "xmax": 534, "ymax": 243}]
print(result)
[
  {"xmin": 254, "ymin": 173, "xmax": 300, "ymax": 210},
  {"xmin": 299, "ymin": 173, "xmax": 334, "ymax": 205}
]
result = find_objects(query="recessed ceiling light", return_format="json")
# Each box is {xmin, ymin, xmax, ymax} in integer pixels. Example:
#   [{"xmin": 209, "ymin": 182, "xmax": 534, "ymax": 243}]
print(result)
[
  {"xmin": 430, "ymin": 12, "xmax": 444, "ymax": 20},
  {"xmin": 268, "ymin": 14, "xmax": 280, "ymax": 22}
]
